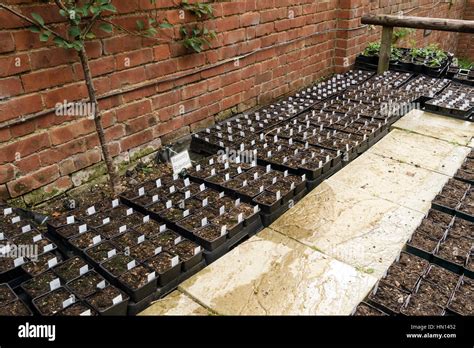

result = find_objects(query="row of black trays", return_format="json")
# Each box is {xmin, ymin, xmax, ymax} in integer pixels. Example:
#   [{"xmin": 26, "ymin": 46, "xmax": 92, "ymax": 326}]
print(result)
[
  {"xmin": 424, "ymin": 83, "xmax": 474, "ymax": 120},
  {"xmin": 454, "ymin": 156, "xmax": 474, "ymax": 185},
  {"xmin": 448, "ymin": 66, "xmax": 474, "ymax": 86},
  {"xmin": 355, "ymin": 250, "xmax": 472, "ymax": 316},
  {"xmin": 430, "ymin": 178, "xmax": 473, "ymax": 223}
]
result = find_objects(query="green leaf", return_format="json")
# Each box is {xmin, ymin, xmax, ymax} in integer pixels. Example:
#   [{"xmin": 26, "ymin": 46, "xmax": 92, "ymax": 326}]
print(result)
[
  {"xmin": 39, "ymin": 31, "xmax": 51, "ymax": 42},
  {"xmin": 28, "ymin": 25, "xmax": 41, "ymax": 33},
  {"xmin": 101, "ymin": 3, "xmax": 117, "ymax": 12},
  {"xmin": 85, "ymin": 32, "xmax": 96, "ymax": 39},
  {"xmin": 99, "ymin": 23, "xmax": 114, "ymax": 33},
  {"xmin": 159, "ymin": 22, "xmax": 173, "ymax": 29},
  {"xmin": 31, "ymin": 12, "xmax": 44, "ymax": 26},
  {"xmin": 68, "ymin": 26, "xmax": 81, "ymax": 38},
  {"xmin": 136, "ymin": 19, "xmax": 145, "ymax": 31}
]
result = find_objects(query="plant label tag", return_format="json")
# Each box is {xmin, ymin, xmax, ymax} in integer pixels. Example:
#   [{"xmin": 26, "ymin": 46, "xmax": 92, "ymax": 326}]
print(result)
[
  {"xmin": 119, "ymin": 225, "xmax": 127, "ymax": 233},
  {"xmin": 127, "ymin": 260, "xmax": 136, "ymax": 270},
  {"xmin": 224, "ymin": 162, "xmax": 229, "ymax": 170},
  {"xmin": 93, "ymin": 235, "xmax": 102, "ymax": 245},
  {"xmin": 154, "ymin": 246, "xmax": 162, "ymax": 255},
  {"xmin": 194, "ymin": 246, "xmax": 201, "ymax": 255},
  {"xmin": 202, "ymin": 198, "xmax": 208, "ymax": 207},
  {"xmin": 253, "ymin": 172, "xmax": 259, "ymax": 180},
  {"xmin": 266, "ymin": 164, "xmax": 271, "ymax": 173},
  {"xmin": 267, "ymin": 150, "xmax": 272, "ymax": 158},
  {"xmin": 169, "ymin": 186, "xmax": 176, "ymax": 194},
  {"xmin": 209, "ymin": 158, "xmax": 214, "ymax": 165},
  {"xmin": 173, "ymin": 174, "xmax": 179, "ymax": 181},
  {"xmin": 243, "ymin": 180, "xmax": 248, "ymax": 187},
  {"xmin": 103, "ymin": 218, "xmax": 111, "ymax": 225},
  {"xmin": 219, "ymin": 191, "xmax": 225, "ymax": 199},
  {"xmin": 284, "ymin": 170, "xmax": 288, "ymax": 177},
  {"xmin": 152, "ymin": 194, "xmax": 159, "ymax": 203},
  {"xmin": 301, "ymin": 174, "xmax": 306, "ymax": 181},
  {"xmin": 33, "ymin": 234, "xmax": 42, "ymax": 243},
  {"xmin": 143, "ymin": 215, "xmax": 150, "ymax": 223},
  {"xmin": 80, "ymin": 309, "xmax": 92, "ymax": 316},
  {"xmin": 185, "ymin": 190, "xmax": 191, "ymax": 199},
  {"xmin": 211, "ymin": 168, "xmax": 216, "ymax": 176},
  {"xmin": 112, "ymin": 199, "xmax": 119, "ymax": 208},
  {"xmin": 160, "ymin": 225, "xmax": 166, "ymax": 233},
  {"xmin": 155, "ymin": 179, "xmax": 162, "ymax": 188},
  {"xmin": 171, "ymin": 151, "xmax": 192, "ymax": 174},
  {"xmin": 147, "ymin": 272, "xmax": 156, "ymax": 282},
  {"xmin": 79, "ymin": 224, "xmax": 87, "ymax": 234},
  {"xmin": 87, "ymin": 206, "xmax": 96, "ymax": 216},
  {"xmin": 196, "ymin": 165, "xmax": 201, "ymax": 172},
  {"xmin": 235, "ymin": 198, "xmax": 240, "ymax": 206},
  {"xmin": 138, "ymin": 187, "xmax": 145, "ymax": 196},
  {"xmin": 174, "ymin": 236, "xmax": 182, "ymax": 245},
  {"xmin": 42, "ymin": 282, "xmax": 57, "ymax": 302},
  {"xmin": 276, "ymin": 191, "xmax": 281, "ymax": 200},
  {"xmin": 201, "ymin": 217, "xmax": 208, "ymax": 227},
  {"xmin": 238, "ymin": 213, "xmax": 244, "ymax": 223},
  {"xmin": 259, "ymin": 185, "xmax": 264, "ymax": 193},
  {"xmin": 237, "ymin": 166, "xmax": 242, "ymax": 174},
  {"xmin": 3, "ymin": 208, "xmax": 12, "ymax": 216},
  {"xmin": 289, "ymin": 138, "xmax": 293, "ymax": 145},
  {"xmin": 112, "ymin": 295, "xmax": 123, "ymax": 305},
  {"xmin": 14, "ymin": 257, "xmax": 25, "ymax": 267},
  {"xmin": 272, "ymin": 177, "xmax": 277, "ymax": 184},
  {"xmin": 183, "ymin": 210, "xmax": 190, "ymax": 218},
  {"xmin": 199, "ymin": 183, "xmax": 206, "ymax": 191},
  {"xmin": 251, "ymin": 160, "xmax": 257, "ymax": 167},
  {"xmin": 107, "ymin": 249, "xmax": 117, "ymax": 259},
  {"xmin": 166, "ymin": 200, "xmax": 172, "ymax": 209},
  {"xmin": 137, "ymin": 235, "xmax": 145, "ymax": 244},
  {"xmin": 67, "ymin": 216, "xmax": 75, "ymax": 224},
  {"xmin": 12, "ymin": 216, "xmax": 20, "ymax": 224},
  {"xmin": 80, "ymin": 265, "xmax": 89, "ymax": 276},
  {"xmin": 126, "ymin": 208, "xmax": 133, "ymax": 216},
  {"xmin": 0, "ymin": 233, "xmax": 3, "ymax": 241},
  {"xmin": 253, "ymin": 205, "xmax": 259, "ymax": 214},
  {"xmin": 219, "ymin": 206, "xmax": 225, "ymax": 215},
  {"xmin": 48, "ymin": 257, "xmax": 58, "ymax": 269},
  {"xmin": 22, "ymin": 225, "xmax": 31, "ymax": 233},
  {"xmin": 171, "ymin": 256, "xmax": 179, "ymax": 267},
  {"xmin": 221, "ymin": 225, "xmax": 227, "ymax": 236},
  {"xmin": 63, "ymin": 296, "xmax": 75, "ymax": 309},
  {"xmin": 291, "ymin": 182, "xmax": 295, "ymax": 190},
  {"xmin": 43, "ymin": 244, "xmax": 54, "ymax": 253}
]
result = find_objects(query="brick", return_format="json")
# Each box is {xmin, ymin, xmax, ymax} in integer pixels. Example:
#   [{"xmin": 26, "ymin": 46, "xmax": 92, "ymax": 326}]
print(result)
[
  {"xmin": 22, "ymin": 66, "xmax": 74, "ymax": 93},
  {"xmin": 10, "ymin": 121, "xmax": 36, "ymax": 138},
  {"xmin": 0, "ymin": 32, "xmax": 14, "ymax": 53},
  {"xmin": 15, "ymin": 154, "xmax": 41, "ymax": 174},
  {"xmin": 42, "ymin": 83, "xmax": 88, "ymax": 108},
  {"xmin": 72, "ymin": 149, "xmax": 102, "ymax": 171},
  {"xmin": 115, "ymin": 48, "xmax": 153, "ymax": 70},
  {"xmin": 120, "ymin": 129, "xmax": 153, "ymax": 151},
  {"xmin": 7, "ymin": 165, "xmax": 59, "ymax": 197},
  {"xmin": 103, "ymin": 35, "xmax": 142, "ymax": 55},
  {"xmin": 50, "ymin": 118, "xmax": 95, "ymax": 145},
  {"xmin": 0, "ymin": 93, "xmax": 43, "ymax": 123},
  {"xmin": 178, "ymin": 53, "xmax": 206, "ymax": 70},
  {"xmin": 109, "ymin": 66, "xmax": 146, "ymax": 89},
  {"xmin": 223, "ymin": 29, "xmax": 246, "ymax": 45},
  {"xmin": 105, "ymin": 124, "xmax": 126, "ymax": 142},
  {"xmin": 0, "ymin": 53, "xmax": 30, "ymax": 77},
  {"xmin": 240, "ymin": 12, "xmax": 260, "ymax": 26},
  {"xmin": 116, "ymin": 99, "xmax": 152, "ymax": 122},
  {"xmin": 125, "ymin": 114, "xmax": 157, "ymax": 135},
  {"xmin": 0, "ymin": 77, "xmax": 23, "ymax": 99},
  {"xmin": 29, "ymin": 47, "xmax": 77, "ymax": 69},
  {"xmin": 181, "ymin": 80, "xmax": 208, "ymax": 100},
  {"xmin": 0, "ymin": 184, "xmax": 9, "ymax": 201},
  {"xmin": 152, "ymin": 90, "xmax": 180, "ymax": 109},
  {"xmin": 145, "ymin": 60, "xmax": 178, "ymax": 79},
  {"xmin": 0, "ymin": 164, "xmax": 15, "ymax": 185},
  {"xmin": 153, "ymin": 45, "xmax": 171, "ymax": 61}
]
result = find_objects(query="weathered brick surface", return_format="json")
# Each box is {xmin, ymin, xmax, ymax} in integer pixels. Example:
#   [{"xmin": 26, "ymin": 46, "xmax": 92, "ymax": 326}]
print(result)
[{"xmin": 0, "ymin": 0, "xmax": 468, "ymax": 204}]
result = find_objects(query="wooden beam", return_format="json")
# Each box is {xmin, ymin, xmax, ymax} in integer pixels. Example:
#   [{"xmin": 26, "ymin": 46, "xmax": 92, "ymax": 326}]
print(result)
[
  {"xmin": 378, "ymin": 26, "xmax": 393, "ymax": 74},
  {"xmin": 362, "ymin": 14, "xmax": 474, "ymax": 33}
]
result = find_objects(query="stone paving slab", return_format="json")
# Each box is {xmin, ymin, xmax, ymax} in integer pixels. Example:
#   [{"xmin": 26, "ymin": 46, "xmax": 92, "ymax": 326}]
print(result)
[
  {"xmin": 367, "ymin": 129, "xmax": 471, "ymax": 176},
  {"xmin": 270, "ymin": 181, "xmax": 424, "ymax": 278},
  {"xmin": 327, "ymin": 152, "xmax": 449, "ymax": 213},
  {"xmin": 138, "ymin": 290, "xmax": 210, "ymax": 316},
  {"xmin": 392, "ymin": 109, "xmax": 474, "ymax": 146},
  {"xmin": 179, "ymin": 228, "xmax": 377, "ymax": 315}
]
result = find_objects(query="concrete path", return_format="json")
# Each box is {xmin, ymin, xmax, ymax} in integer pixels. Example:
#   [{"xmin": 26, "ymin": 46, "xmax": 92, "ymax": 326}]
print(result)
[{"xmin": 140, "ymin": 110, "xmax": 474, "ymax": 316}]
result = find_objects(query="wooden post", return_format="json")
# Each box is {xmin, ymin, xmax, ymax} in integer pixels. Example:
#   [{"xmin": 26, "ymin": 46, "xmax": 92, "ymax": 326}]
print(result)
[{"xmin": 378, "ymin": 26, "xmax": 393, "ymax": 74}]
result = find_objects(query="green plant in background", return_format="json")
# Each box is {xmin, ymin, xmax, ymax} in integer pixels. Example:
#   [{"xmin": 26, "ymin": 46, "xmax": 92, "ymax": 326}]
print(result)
[
  {"xmin": 392, "ymin": 28, "xmax": 414, "ymax": 45},
  {"xmin": 390, "ymin": 47, "xmax": 402, "ymax": 61},
  {"xmin": 181, "ymin": 0, "xmax": 214, "ymax": 19},
  {"xmin": 362, "ymin": 42, "xmax": 380, "ymax": 56},
  {"xmin": 456, "ymin": 58, "xmax": 474, "ymax": 69}
]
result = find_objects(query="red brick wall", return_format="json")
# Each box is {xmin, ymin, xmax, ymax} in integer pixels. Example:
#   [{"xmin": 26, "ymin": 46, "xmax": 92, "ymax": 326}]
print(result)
[
  {"xmin": 457, "ymin": 0, "xmax": 474, "ymax": 60},
  {"xmin": 0, "ymin": 0, "xmax": 468, "ymax": 205},
  {"xmin": 334, "ymin": 0, "xmax": 466, "ymax": 72}
]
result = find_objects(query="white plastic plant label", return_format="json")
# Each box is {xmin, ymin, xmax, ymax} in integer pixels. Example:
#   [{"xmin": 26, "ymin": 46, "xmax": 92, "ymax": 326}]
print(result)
[
  {"xmin": 238, "ymin": 213, "xmax": 244, "ymax": 223},
  {"xmin": 266, "ymin": 164, "xmax": 271, "ymax": 173},
  {"xmin": 67, "ymin": 216, "xmax": 75, "ymax": 224},
  {"xmin": 224, "ymin": 162, "xmax": 229, "ymax": 170},
  {"xmin": 154, "ymin": 246, "xmax": 162, "ymax": 255},
  {"xmin": 301, "ymin": 174, "xmax": 306, "ymax": 181},
  {"xmin": 119, "ymin": 225, "xmax": 127, "ymax": 233},
  {"xmin": 171, "ymin": 256, "xmax": 179, "ymax": 268},
  {"xmin": 166, "ymin": 200, "xmax": 172, "ymax": 209},
  {"xmin": 219, "ymin": 206, "xmax": 225, "ymax": 216},
  {"xmin": 169, "ymin": 185, "xmax": 176, "ymax": 194},
  {"xmin": 22, "ymin": 225, "xmax": 31, "ymax": 233},
  {"xmin": 199, "ymin": 183, "xmax": 206, "ymax": 191},
  {"xmin": 12, "ymin": 216, "xmax": 21, "ymax": 224},
  {"xmin": 147, "ymin": 272, "xmax": 156, "ymax": 282},
  {"xmin": 196, "ymin": 165, "xmax": 201, "ymax": 172},
  {"xmin": 171, "ymin": 151, "xmax": 192, "ymax": 174},
  {"xmin": 253, "ymin": 205, "xmax": 259, "ymax": 214},
  {"xmin": 219, "ymin": 191, "xmax": 225, "ymax": 198},
  {"xmin": 237, "ymin": 166, "xmax": 242, "ymax": 174},
  {"xmin": 242, "ymin": 180, "xmax": 248, "ymax": 187},
  {"xmin": 194, "ymin": 246, "xmax": 201, "ymax": 255},
  {"xmin": 209, "ymin": 158, "xmax": 214, "ymax": 165},
  {"xmin": 112, "ymin": 295, "xmax": 123, "ymax": 305},
  {"xmin": 254, "ymin": 172, "xmax": 259, "ymax": 180},
  {"xmin": 112, "ymin": 199, "xmax": 119, "ymax": 208},
  {"xmin": 185, "ymin": 190, "xmax": 191, "ymax": 199},
  {"xmin": 235, "ymin": 198, "xmax": 240, "ymax": 206},
  {"xmin": 48, "ymin": 257, "xmax": 58, "ymax": 269},
  {"xmin": 79, "ymin": 224, "xmax": 87, "ymax": 234},
  {"xmin": 155, "ymin": 179, "xmax": 162, "ymax": 188},
  {"xmin": 14, "ymin": 257, "xmax": 25, "ymax": 267},
  {"xmin": 202, "ymin": 198, "xmax": 208, "ymax": 207},
  {"xmin": 184, "ymin": 178, "xmax": 190, "ymax": 187},
  {"xmin": 33, "ymin": 234, "xmax": 42, "ymax": 243},
  {"xmin": 137, "ymin": 235, "xmax": 145, "ymax": 244},
  {"xmin": 43, "ymin": 243, "xmax": 53, "ymax": 253},
  {"xmin": 80, "ymin": 265, "xmax": 89, "ymax": 276},
  {"xmin": 63, "ymin": 295, "xmax": 75, "ymax": 309},
  {"xmin": 201, "ymin": 217, "xmax": 208, "ymax": 227},
  {"xmin": 143, "ymin": 215, "xmax": 150, "ymax": 223},
  {"xmin": 107, "ymin": 249, "xmax": 117, "ymax": 259},
  {"xmin": 92, "ymin": 235, "xmax": 102, "ymax": 245},
  {"xmin": 276, "ymin": 191, "xmax": 281, "ymax": 200},
  {"xmin": 0, "ymin": 233, "xmax": 4, "ymax": 241},
  {"xmin": 127, "ymin": 260, "xmax": 136, "ymax": 270},
  {"xmin": 173, "ymin": 173, "xmax": 179, "ymax": 181},
  {"xmin": 259, "ymin": 185, "xmax": 264, "ymax": 193},
  {"xmin": 183, "ymin": 210, "xmax": 190, "ymax": 218},
  {"xmin": 272, "ymin": 177, "xmax": 277, "ymax": 184},
  {"xmin": 126, "ymin": 208, "xmax": 133, "ymax": 216},
  {"xmin": 160, "ymin": 225, "xmax": 166, "ymax": 233},
  {"xmin": 220, "ymin": 225, "xmax": 227, "ymax": 236},
  {"xmin": 211, "ymin": 168, "xmax": 216, "ymax": 176},
  {"xmin": 3, "ymin": 208, "xmax": 12, "ymax": 216},
  {"xmin": 80, "ymin": 309, "xmax": 92, "ymax": 316},
  {"xmin": 138, "ymin": 187, "xmax": 145, "ymax": 197},
  {"xmin": 174, "ymin": 236, "xmax": 182, "ymax": 245},
  {"xmin": 87, "ymin": 206, "xmax": 96, "ymax": 216},
  {"xmin": 152, "ymin": 195, "xmax": 159, "ymax": 203}
]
